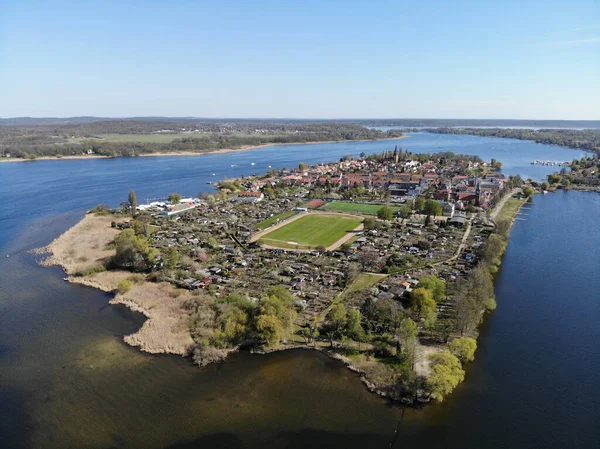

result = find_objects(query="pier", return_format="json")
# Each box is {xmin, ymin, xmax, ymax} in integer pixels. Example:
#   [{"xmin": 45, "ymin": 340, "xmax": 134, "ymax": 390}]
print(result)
[{"xmin": 530, "ymin": 160, "xmax": 570, "ymax": 166}]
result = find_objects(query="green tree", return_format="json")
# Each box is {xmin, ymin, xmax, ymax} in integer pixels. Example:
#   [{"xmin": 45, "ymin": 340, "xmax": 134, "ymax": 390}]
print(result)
[
  {"xmin": 426, "ymin": 351, "xmax": 465, "ymax": 402},
  {"xmin": 449, "ymin": 337, "xmax": 477, "ymax": 362},
  {"xmin": 398, "ymin": 317, "xmax": 417, "ymax": 363},
  {"xmin": 522, "ymin": 186, "xmax": 534, "ymax": 197},
  {"xmin": 547, "ymin": 173, "xmax": 561, "ymax": 184},
  {"xmin": 423, "ymin": 199, "xmax": 442, "ymax": 217},
  {"xmin": 211, "ymin": 299, "xmax": 250, "ymax": 348},
  {"xmin": 298, "ymin": 162, "xmax": 308, "ymax": 171},
  {"xmin": 340, "ymin": 242, "xmax": 352, "ymax": 252},
  {"xmin": 410, "ymin": 287, "xmax": 436, "ymax": 319},
  {"xmin": 377, "ymin": 206, "xmax": 393, "ymax": 221},
  {"xmin": 414, "ymin": 196, "xmax": 425, "ymax": 211},
  {"xmin": 132, "ymin": 220, "xmax": 146, "ymax": 236},
  {"xmin": 398, "ymin": 204, "xmax": 412, "ymax": 218},
  {"xmin": 423, "ymin": 309, "xmax": 438, "ymax": 338},
  {"xmin": 345, "ymin": 309, "xmax": 365, "ymax": 343},
  {"xmin": 418, "ymin": 276, "xmax": 446, "ymax": 301},
  {"xmin": 363, "ymin": 217, "xmax": 378, "ymax": 230},
  {"xmin": 256, "ymin": 314, "xmax": 282, "ymax": 347},
  {"xmin": 454, "ymin": 264, "xmax": 495, "ymax": 335},
  {"xmin": 483, "ymin": 233, "xmax": 507, "ymax": 269},
  {"xmin": 324, "ymin": 303, "xmax": 347, "ymax": 345},
  {"xmin": 495, "ymin": 218, "xmax": 511, "ymax": 238},
  {"xmin": 112, "ymin": 229, "xmax": 158, "ymax": 272},
  {"xmin": 128, "ymin": 189, "xmax": 137, "ymax": 217},
  {"xmin": 490, "ymin": 158, "xmax": 502, "ymax": 170},
  {"xmin": 260, "ymin": 286, "xmax": 296, "ymax": 333},
  {"xmin": 163, "ymin": 247, "xmax": 180, "ymax": 271},
  {"xmin": 436, "ymin": 318, "xmax": 456, "ymax": 343},
  {"xmin": 168, "ymin": 192, "xmax": 182, "ymax": 204}
]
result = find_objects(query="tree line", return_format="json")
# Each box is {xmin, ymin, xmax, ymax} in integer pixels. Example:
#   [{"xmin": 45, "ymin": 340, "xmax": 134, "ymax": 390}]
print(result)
[
  {"xmin": 0, "ymin": 121, "xmax": 403, "ymax": 158},
  {"xmin": 417, "ymin": 127, "xmax": 600, "ymax": 155}
]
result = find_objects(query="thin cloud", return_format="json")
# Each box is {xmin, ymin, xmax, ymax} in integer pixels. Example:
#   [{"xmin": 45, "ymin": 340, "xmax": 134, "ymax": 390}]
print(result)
[
  {"xmin": 553, "ymin": 37, "xmax": 600, "ymax": 46},
  {"xmin": 570, "ymin": 24, "xmax": 599, "ymax": 32}
]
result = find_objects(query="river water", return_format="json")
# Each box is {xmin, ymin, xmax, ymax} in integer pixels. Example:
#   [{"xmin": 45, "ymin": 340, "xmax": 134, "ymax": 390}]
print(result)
[{"xmin": 0, "ymin": 134, "xmax": 598, "ymax": 448}]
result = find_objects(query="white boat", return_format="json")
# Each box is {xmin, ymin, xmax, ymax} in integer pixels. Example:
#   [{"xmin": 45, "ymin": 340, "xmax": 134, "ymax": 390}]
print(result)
[{"xmin": 250, "ymin": 162, "xmax": 255, "ymax": 166}]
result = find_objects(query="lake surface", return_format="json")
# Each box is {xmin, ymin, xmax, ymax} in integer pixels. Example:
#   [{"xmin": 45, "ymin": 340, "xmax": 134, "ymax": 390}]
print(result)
[{"xmin": 1, "ymin": 135, "xmax": 598, "ymax": 448}]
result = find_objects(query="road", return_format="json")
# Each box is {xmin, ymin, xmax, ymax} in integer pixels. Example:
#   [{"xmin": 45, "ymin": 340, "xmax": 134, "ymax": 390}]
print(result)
[{"xmin": 490, "ymin": 188, "xmax": 521, "ymax": 221}]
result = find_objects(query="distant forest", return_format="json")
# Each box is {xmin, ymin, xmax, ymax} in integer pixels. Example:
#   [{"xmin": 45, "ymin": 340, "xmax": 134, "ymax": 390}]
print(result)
[
  {"xmin": 2, "ymin": 117, "xmax": 599, "ymax": 159},
  {"xmin": 417, "ymin": 127, "xmax": 600, "ymax": 155},
  {"xmin": 0, "ymin": 121, "xmax": 403, "ymax": 159}
]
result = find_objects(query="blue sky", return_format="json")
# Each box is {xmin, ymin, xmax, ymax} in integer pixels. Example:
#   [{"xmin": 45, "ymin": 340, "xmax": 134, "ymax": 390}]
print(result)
[{"xmin": 1, "ymin": 0, "xmax": 598, "ymax": 119}]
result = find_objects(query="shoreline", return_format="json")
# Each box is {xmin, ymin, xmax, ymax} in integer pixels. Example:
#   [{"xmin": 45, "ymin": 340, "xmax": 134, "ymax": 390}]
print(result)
[
  {"xmin": 39, "ymin": 213, "xmax": 195, "ymax": 356},
  {"xmin": 0, "ymin": 136, "xmax": 409, "ymax": 163},
  {"xmin": 37, "ymin": 186, "xmax": 529, "ymax": 404}
]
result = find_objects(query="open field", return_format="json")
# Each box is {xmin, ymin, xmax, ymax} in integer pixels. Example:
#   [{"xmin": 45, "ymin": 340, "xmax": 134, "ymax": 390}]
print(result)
[
  {"xmin": 86, "ymin": 133, "xmax": 206, "ymax": 143},
  {"xmin": 346, "ymin": 273, "xmax": 388, "ymax": 293},
  {"xmin": 322, "ymin": 201, "xmax": 400, "ymax": 215},
  {"xmin": 495, "ymin": 196, "xmax": 528, "ymax": 222},
  {"xmin": 255, "ymin": 211, "xmax": 297, "ymax": 229},
  {"xmin": 259, "ymin": 214, "xmax": 362, "ymax": 249}
]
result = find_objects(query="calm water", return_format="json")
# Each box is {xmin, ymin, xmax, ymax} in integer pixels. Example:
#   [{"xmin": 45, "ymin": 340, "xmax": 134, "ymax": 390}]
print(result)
[{"xmin": 1, "ymin": 135, "xmax": 598, "ymax": 448}]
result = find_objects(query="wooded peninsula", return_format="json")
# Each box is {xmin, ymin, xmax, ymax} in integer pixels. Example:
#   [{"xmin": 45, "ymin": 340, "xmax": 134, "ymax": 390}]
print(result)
[{"xmin": 0, "ymin": 119, "xmax": 403, "ymax": 160}]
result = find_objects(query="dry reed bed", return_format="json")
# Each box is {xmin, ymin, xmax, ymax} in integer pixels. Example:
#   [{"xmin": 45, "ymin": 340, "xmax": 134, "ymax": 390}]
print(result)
[{"xmin": 41, "ymin": 213, "xmax": 194, "ymax": 356}]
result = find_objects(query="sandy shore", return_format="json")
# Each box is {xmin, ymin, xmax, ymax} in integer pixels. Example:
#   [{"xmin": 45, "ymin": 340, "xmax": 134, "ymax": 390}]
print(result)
[
  {"xmin": 40, "ymin": 213, "xmax": 195, "ymax": 356},
  {"xmin": 0, "ymin": 135, "xmax": 409, "ymax": 163},
  {"xmin": 0, "ymin": 155, "xmax": 110, "ymax": 163}
]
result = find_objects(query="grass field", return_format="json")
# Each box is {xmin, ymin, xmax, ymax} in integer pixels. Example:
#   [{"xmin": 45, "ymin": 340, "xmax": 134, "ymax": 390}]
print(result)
[
  {"xmin": 255, "ymin": 211, "xmax": 297, "ymax": 230},
  {"xmin": 496, "ymin": 197, "xmax": 528, "ymax": 222},
  {"xmin": 259, "ymin": 214, "xmax": 362, "ymax": 249},
  {"xmin": 322, "ymin": 201, "xmax": 400, "ymax": 215},
  {"xmin": 72, "ymin": 133, "xmax": 207, "ymax": 144},
  {"xmin": 346, "ymin": 273, "xmax": 388, "ymax": 293}
]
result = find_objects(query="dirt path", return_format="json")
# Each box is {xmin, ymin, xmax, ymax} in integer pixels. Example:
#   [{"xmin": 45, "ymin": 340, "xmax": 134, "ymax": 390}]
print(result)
[
  {"xmin": 249, "ymin": 212, "xmax": 305, "ymax": 243},
  {"xmin": 326, "ymin": 223, "xmax": 364, "ymax": 250},
  {"xmin": 490, "ymin": 188, "xmax": 520, "ymax": 221}
]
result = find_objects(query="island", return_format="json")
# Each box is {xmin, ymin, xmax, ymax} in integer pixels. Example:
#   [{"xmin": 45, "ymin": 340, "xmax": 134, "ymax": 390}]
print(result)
[{"xmin": 40, "ymin": 147, "xmax": 533, "ymax": 403}]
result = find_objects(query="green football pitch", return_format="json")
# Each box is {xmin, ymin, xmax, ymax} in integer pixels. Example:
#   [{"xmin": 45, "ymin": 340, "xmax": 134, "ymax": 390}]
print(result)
[{"xmin": 259, "ymin": 214, "xmax": 362, "ymax": 249}]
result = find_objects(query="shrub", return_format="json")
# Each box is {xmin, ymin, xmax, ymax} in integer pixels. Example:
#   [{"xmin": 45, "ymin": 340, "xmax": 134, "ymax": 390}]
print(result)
[
  {"xmin": 117, "ymin": 279, "xmax": 133, "ymax": 294},
  {"xmin": 72, "ymin": 265, "xmax": 106, "ymax": 277},
  {"xmin": 169, "ymin": 289, "xmax": 184, "ymax": 298},
  {"xmin": 89, "ymin": 204, "xmax": 112, "ymax": 216},
  {"xmin": 192, "ymin": 343, "xmax": 230, "ymax": 367},
  {"xmin": 127, "ymin": 273, "xmax": 145, "ymax": 284},
  {"xmin": 377, "ymin": 206, "xmax": 393, "ymax": 221},
  {"xmin": 372, "ymin": 340, "xmax": 394, "ymax": 357}
]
